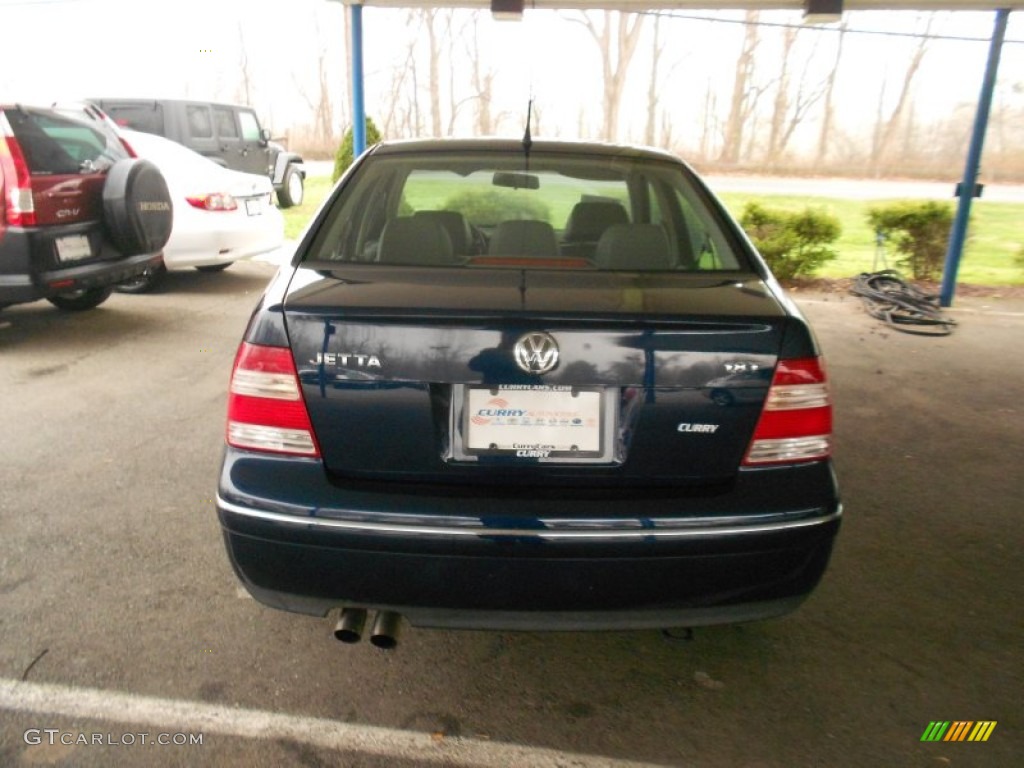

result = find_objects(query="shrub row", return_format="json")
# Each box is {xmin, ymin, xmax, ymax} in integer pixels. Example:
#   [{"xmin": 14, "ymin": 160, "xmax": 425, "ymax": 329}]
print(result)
[{"xmin": 740, "ymin": 200, "xmax": 957, "ymax": 281}]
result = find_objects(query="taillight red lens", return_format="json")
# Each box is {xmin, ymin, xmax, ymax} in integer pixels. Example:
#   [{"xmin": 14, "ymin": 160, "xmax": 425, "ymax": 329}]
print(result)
[
  {"xmin": 118, "ymin": 136, "xmax": 138, "ymax": 158},
  {"xmin": 1, "ymin": 120, "xmax": 36, "ymax": 226},
  {"xmin": 743, "ymin": 357, "xmax": 832, "ymax": 465},
  {"xmin": 187, "ymin": 193, "xmax": 237, "ymax": 211},
  {"xmin": 226, "ymin": 342, "xmax": 320, "ymax": 457}
]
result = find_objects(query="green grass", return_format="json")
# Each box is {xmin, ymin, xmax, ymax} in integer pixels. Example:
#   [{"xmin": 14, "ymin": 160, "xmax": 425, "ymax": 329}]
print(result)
[
  {"xmin": 717, "ymin": 192, "xmax": 1024, "ymax": 286},
  {"xmin": 283, "ymin": 176, "xmax": 1024, "ymax": 286},
  {"xmin": 282, "ymin": 176, "xmax": 334, "ymax": 241}
]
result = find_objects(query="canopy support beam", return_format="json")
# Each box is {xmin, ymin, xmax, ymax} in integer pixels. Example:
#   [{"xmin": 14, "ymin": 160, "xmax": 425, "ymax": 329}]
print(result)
[
  {"xmin": 940, "ymin": 8, "xmax": 1010, "ymax": 307},
  {"xmin": 350, "ymin": 2, "xmax": 367, "ymax": 158}
]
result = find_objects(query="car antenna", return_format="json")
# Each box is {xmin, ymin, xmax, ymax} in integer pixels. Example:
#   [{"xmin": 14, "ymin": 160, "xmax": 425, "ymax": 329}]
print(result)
[{"xmin": 522, "ymin": 98, "xmax": 533, "ymax": 168}]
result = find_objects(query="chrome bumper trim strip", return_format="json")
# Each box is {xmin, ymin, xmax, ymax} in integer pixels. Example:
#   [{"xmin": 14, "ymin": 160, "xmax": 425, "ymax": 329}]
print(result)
[{"xmin": 218, "ymin": 496, "xmax": 842, "ymax": 541}]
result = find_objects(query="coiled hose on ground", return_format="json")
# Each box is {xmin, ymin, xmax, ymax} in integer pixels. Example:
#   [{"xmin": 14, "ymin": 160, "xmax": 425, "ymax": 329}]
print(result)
[{"xmin": 849, "ymin": 271, "xmax": 957, "ymax": 336}]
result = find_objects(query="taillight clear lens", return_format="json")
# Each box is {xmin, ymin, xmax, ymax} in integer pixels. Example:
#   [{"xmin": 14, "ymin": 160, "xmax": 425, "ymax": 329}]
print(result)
[
  {"xmin": 187, "ymin": 193, "xmax": 238, "ymax": 211},
  {"xmin": 744, "ymin": 357, "xmax": 832, "ymax": 465},
  {"xmin": 226, "ymin": 342, "xmax": 320, "ymax": 457}
]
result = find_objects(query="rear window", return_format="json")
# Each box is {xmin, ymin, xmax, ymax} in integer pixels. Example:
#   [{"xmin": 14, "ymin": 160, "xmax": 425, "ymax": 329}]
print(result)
[
  {"xmin": 6, "ymin": 108, "xmax": 129, "ymax": 175},
  {"xmin": 102, "ymin": 103, "xmax": 165, "ymax": 135},
  {"xmin": 304, "ymin": 149, "xmax": 747, "ymax": 272}
]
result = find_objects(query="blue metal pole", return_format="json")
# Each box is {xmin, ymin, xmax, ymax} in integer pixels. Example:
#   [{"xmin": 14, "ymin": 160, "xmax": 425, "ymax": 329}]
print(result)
[
  {"xmin": 940, "ymin": 9, "xmax": 1010, "ymax": 307},
  {"xmin": 351, "ymin": 2, "xmax": 366, "ymax": 158}
]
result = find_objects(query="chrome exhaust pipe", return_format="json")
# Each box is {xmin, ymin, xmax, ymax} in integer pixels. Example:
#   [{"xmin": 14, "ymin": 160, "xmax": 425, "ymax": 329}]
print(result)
[
  {"xmin": 333, "ymin": 608, "xmax": 367, "ymax": 644},
  {"xmin": 369, "ymin": 611, "xmax": 402, "ymax": 649}
]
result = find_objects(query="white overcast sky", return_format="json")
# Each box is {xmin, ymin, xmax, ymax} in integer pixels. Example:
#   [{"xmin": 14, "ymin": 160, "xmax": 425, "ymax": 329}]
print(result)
[{"xmin": 2, "ymin": 0, "xmax": 1022, "ymax": 145}]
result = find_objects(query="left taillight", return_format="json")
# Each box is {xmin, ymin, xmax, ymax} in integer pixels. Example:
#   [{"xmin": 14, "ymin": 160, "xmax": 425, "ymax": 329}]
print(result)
[
  {"xmin": 226, "ymin": 342, "xmax": 320, "ymax": 458},
  {"xmin": 0, "ymin": 114, "xmax": 36, "ymax": 227},
  {"xmin": 743, "ymin": 357, "xmax": 832, "ymax": 466}
]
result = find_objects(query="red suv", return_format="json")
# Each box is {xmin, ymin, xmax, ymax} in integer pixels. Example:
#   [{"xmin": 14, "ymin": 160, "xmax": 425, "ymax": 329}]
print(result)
[{"xmin": 0, "ymin": 103, "xmax": 172, "ymax": 311}]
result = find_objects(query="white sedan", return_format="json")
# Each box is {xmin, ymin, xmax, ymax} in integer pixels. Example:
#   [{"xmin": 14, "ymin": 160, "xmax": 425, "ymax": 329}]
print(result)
[{"xmin": 116, "ymin": 129, "xmax": 285, "ymax": 292}]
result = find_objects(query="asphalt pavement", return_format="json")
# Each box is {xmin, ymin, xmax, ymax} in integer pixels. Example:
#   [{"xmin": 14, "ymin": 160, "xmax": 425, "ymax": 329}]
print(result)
[{"xmin": 1, "ymin": 262, "xmax": 1021, "ymax": 767}]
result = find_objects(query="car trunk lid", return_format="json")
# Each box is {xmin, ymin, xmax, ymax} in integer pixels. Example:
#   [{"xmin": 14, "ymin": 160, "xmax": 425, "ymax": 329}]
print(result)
[{"xmin": 279, "ymin": 266, "xmax": 791, "ymax": 485}]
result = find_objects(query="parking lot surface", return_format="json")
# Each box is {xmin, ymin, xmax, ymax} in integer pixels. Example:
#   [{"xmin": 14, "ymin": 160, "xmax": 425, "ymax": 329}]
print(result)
[{"xmin": 1, "ymin": 261, "xmax": 1021, "ymax": 767}]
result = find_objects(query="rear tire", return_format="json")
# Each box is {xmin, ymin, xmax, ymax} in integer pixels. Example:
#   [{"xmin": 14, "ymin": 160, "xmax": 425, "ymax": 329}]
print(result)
[
  {"xmin": 47, "ymin": 287, "xmax": 113, "ymax": 311},
  {"xmin": 277, "ymin": 165, "xmax": 303, "ymax": 208},
  {"xmin": 195, "ymin": 263, "xmax": 232, "ymax": 273}
]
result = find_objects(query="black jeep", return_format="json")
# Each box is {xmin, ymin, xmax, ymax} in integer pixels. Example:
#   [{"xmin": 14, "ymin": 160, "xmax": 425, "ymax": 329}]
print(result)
[{"xmin": 90, "ymin": 98, "xmax": 305, "ymax": 208}]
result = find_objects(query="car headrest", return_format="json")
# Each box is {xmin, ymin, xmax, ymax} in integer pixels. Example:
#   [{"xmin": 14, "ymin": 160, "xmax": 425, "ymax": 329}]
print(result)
[
  {"xmin": 594, "ymin": 223, "xmax": 672, "ymax": 270},
  {"xmin": 413, "ymin": 210, "xmax": 473, "ymax": 255},
  {"xmin": 488, "ymin": 220, "xmax": 560, "ymax": 258},
  {"xmin": 377, "ymin": 217, "xmax": 455, "ymax": 265},
  {"xmin": 563, "ymin": 201, "xmax": 629, "ymax": 243}
]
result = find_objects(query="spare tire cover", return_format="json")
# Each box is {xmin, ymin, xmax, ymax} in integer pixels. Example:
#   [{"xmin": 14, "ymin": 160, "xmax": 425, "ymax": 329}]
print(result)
[{"xmin": 102, "ymin": 158, "xmax": 173, "ymax": 256}]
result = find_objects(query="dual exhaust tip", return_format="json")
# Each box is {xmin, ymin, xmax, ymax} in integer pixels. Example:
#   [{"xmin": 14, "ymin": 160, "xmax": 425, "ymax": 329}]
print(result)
[{"xmin": 333, "ymin": 608, "xmax": 401, "ymax": 649}]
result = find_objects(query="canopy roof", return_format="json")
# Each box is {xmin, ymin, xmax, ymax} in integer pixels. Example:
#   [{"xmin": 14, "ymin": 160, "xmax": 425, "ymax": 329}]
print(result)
[{"xmin": 335, "ymin": 1, "xmax": 1024, "ymax": 10}]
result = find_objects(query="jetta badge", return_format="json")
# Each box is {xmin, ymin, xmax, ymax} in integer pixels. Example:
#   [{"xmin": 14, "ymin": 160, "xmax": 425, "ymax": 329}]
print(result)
[{"xmin": 514, "ymin": 332, "xmax": 559, "ymax": 375}]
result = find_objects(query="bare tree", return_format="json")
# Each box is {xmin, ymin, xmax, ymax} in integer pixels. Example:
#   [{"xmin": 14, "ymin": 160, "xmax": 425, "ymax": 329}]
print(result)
[
  {"xmin": 765, "ymin": 25, "xmax": 799, "ymax": 164},
  {"xmin": 424, "ymin": 10, "xmax": 444, "ymax": 136},
  {"xmin": 816, "ymin": 23, "xmax": 847, "ymax": 165},
  {"xmin": 445, "ymin": 12, "xmax": 477, "ymax": 135},
  {"xmin": 869, "ymin": 13, "xmax": 934, "ymax": 174},
  {"xmin": 292, "ymin": 48, "xmax": 338, "ymax": 145},
  {"xmin": 700, "ymin": 78, "xmax": 718, "ymax": 159},
  {"xmin": 470, "ymin": 32, "xmax": 496, "ymax": 136},
  {"xmin": 719, "ymin": 11, "xmax": 767, "ymax": 165},
  {"xmin": 573, "ymin": 11, "xmax": 646, "ymax": 142},
  {"xmin": 381, "ymin": 34, "xmax": 422, "ymax": 139},
  {"xmin": 462, "ymin": 13, "xmax": 496, "ymax": 135},
  {"xmin": 988, "ymin": 81, "xmax": 1024, "ymax": 178},
  {"xmin": 765, "ymin": 25, "xmax": 830, "ymax": 166},
  {"xmin": 645, "ymin": 15, "xmax": 665, "ymax": 147},
  {"xmin": 411, "ymin": 9, "xmax": 454, "ymax": 137},
  {"xmin": 236, "ymin": 22, "xmax": 253, "ymax": 107}
]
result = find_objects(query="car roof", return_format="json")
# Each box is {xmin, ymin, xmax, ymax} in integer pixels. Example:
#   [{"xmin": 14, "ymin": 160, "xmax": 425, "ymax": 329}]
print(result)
[{"xmin": 90, "ymin": 97, "xmax": 255, "ymax": 111}]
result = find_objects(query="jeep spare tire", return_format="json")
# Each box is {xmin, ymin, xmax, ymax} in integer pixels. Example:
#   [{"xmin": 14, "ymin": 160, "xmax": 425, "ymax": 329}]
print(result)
[{"xmin": 102, "ymin": 158, "xmax": 173, "ymax": 256}]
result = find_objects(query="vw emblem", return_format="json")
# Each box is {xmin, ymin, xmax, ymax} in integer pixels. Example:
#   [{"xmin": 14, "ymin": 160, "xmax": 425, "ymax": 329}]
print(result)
[{"xmin": 514, "ymin": 332, "xmax": 559, "ymax": 375}]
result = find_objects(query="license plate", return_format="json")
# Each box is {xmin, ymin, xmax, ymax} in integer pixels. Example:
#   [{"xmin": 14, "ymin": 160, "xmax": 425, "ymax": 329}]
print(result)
[
  {"xmin": 55, "ymin": 235, "xmax": 92, "ymax": 263},
  {"xmin": 464, "ymin": 385, "xmax": 604, "ymax": 458},
  {"xmin": 245, "ymin": 199, "xmax": 262, "ymax": 216}
]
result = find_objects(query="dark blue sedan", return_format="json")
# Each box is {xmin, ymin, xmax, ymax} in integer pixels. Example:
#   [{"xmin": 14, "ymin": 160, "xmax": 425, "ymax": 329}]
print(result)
[{"xmin": 217, "ymin": 139, "xmax": 840, "ymax": 648}]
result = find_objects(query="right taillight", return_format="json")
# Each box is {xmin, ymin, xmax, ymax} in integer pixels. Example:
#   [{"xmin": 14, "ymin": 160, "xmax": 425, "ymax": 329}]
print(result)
[
  {"xmin": 743, "ymin": 357, "xmax": 832, "ymax": 466},
  {"xmin": 226, "ymin": 342, "xmax": 320, "ymax": 458},
  {"xmin": 0, "ymin": 114, "xmax": 36, "ymax": 227}
]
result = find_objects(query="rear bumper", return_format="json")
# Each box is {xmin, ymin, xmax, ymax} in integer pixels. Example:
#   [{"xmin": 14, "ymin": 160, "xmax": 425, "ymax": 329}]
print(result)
[
  {"xmin": 217, "ymin": 448, "xmax": 841, "ymax": 630},
  {"xmin": 0, "ymin": 225, "xmax": 162, "ymax": 305},
  {"xmin": 161, "ymin": 207, "xmax": 284, "ymax": 269}
]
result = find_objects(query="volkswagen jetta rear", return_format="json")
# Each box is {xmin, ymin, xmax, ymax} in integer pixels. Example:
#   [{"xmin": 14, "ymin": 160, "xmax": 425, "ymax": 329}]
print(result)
[{"xmin": 217, "ymin": 139, "xmax": 840, "ymax": 637}]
